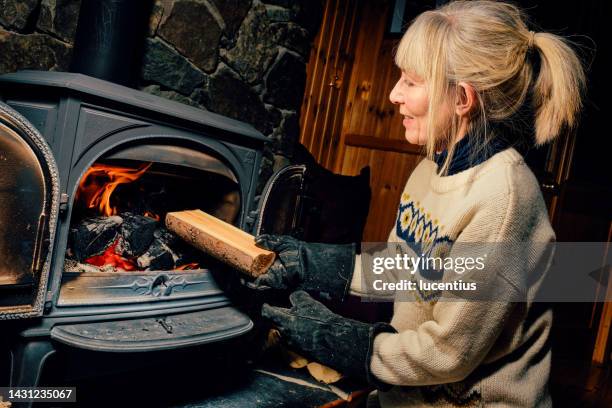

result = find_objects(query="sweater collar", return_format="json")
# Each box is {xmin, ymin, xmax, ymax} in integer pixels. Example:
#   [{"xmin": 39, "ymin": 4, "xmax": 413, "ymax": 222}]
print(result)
[{"xmin": 434, "ymin": 134, "xmax": 510, "ymax": 176}]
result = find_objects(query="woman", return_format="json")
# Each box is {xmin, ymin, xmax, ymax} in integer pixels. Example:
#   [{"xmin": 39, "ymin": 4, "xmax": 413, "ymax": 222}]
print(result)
[{"xmin": 251, "ymin": 1, "xmax": 585, "ymax": 406}]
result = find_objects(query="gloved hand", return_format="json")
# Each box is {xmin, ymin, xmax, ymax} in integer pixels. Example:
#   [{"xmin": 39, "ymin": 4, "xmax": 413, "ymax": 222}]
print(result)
[
  {"xmin": 262, "ymin": 290, "xmax": 396, "ymax": 388},
  {"xmin": 249, "ymin": 234, "xmax": 356, "ymax": 301}
]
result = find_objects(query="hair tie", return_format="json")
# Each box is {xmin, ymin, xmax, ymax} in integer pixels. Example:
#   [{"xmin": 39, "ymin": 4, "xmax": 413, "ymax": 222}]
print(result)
[{"xmin": 527, "ymin": 31, "xmax": 536, "ymax": 49}]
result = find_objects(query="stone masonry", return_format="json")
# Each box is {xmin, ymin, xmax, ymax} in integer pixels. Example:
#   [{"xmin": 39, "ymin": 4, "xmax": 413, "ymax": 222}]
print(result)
[{"xmin": 0, "ymin": 0, "xmax": 323, "ymax": 190}]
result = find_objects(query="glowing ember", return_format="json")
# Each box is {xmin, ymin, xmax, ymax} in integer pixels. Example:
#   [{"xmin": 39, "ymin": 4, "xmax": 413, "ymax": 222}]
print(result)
[
  {"xmin": 144, "ymin": 211, "xmax": 161, "ymax": 221},
  {"xmin": 77, "ymin": 163, "xmax": 152, "ymax": 216},
  {"xmin": 84, "ymin": 240, "xmax": 137, "ymax": 271},
  {"xmin": 73, "ymin": 161, "xmax": 200, "ymax": 272},
  {"xmin": 176, "ymin": 263, "xmax": 199, "ymax": 270}
]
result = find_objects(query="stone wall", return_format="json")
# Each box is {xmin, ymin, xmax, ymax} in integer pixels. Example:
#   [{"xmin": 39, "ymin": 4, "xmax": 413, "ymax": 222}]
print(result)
[
  {"xmin": 0, "ymin": 0, "xmax": 323, "ymax": 187},
  {"xmin": 0, "ymin": 0, "xmax": 79, "ymax": 73}
]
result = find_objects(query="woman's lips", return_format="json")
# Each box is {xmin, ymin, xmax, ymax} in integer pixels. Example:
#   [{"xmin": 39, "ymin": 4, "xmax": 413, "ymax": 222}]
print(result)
[{"xmin": 402, "ymin": 116, "xmax": 413, "ymax": 127}]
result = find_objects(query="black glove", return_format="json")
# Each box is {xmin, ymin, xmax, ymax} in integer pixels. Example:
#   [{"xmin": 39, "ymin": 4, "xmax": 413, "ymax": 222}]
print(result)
[
  {"xmin": 250, "ymin": 234, "xmax": 356, "ymax": 301},
  {"xmin": 262, "ymin": 290, "xmax": 396, "ymax": 389}
]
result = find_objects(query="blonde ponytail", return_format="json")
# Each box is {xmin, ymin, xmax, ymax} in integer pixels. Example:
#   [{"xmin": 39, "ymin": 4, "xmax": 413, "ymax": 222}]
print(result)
[
  {"xmin": 531, "ymin": 32, "xmax": 586, "ymax": 145},
  {"xmin": 394, "ymin": 0, "xmax": 586, "ymax": 167}
]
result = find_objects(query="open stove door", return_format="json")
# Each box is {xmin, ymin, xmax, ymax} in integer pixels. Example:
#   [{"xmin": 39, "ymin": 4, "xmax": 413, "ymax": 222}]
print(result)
[
  {"xmin": 253, "ymin": 148, "xmax": 371, "ymax": 244},
  {"xmin": 0, "ymin": 102, "xmax": 60, "ymax": 320}
]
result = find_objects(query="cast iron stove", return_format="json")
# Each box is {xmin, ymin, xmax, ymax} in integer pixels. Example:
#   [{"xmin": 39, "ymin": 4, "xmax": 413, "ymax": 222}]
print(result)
[{"xmin": 0, "ymin": 70, "xmax": 275, "ymax": 388}]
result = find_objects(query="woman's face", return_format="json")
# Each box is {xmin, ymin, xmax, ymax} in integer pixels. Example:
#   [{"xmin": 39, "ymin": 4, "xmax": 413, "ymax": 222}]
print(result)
[{"xmin": 389, "ymin": 71, "xmax": 431, "ymax": 145}]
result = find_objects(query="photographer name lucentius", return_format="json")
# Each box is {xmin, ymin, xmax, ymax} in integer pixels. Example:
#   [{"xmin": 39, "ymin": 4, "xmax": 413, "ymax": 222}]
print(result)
[{"xmin": 373, "ymin": 279, "xmax": 477, "ymax": 292}]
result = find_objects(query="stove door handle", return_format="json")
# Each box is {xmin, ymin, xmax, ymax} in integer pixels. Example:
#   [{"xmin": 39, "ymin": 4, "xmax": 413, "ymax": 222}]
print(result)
[{"xmin": 31, "ymin": 212, "xmax": 48, "ymax": 275}]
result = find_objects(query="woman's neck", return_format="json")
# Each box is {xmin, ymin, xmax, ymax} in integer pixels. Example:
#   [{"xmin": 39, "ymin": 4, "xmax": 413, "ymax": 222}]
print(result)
[{"xmin": 436, "ymin": 119, "xmax": 470, "ymax": 154}]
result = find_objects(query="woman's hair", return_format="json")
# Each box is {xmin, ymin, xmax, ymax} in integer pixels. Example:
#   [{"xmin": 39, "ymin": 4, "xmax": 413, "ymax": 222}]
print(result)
[{"xmin": 395, "ymin": 0, "xmax": 586, "ymax": 174}]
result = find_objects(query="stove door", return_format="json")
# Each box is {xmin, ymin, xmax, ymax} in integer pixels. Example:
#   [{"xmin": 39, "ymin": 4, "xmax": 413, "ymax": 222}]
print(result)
[
  {"xmin": 253, "ymin": 164, "xmax": 307, "ymax": 238},
  {"xmin": 0, "ymin": 102, "xmax": 60, "ymax": 319},
  {"xmin": 253, "ymin": 159, "xmax": 371, "ymax": 244}
]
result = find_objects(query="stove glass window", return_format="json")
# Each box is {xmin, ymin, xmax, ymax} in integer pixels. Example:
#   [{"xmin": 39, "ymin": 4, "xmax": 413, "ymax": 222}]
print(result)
[{"xmin": 0, "ymin": 121, "xmax": 46, "ymax": 294}]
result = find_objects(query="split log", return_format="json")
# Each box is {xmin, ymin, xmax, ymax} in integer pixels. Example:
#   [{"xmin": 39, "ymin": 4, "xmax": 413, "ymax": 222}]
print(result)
[
  {"xmin": 136, "ymin": 228, "xmax": 178, "ymax": 270},
  {"xmin": 70, "ymin": 215, "xmax": 123, "ymax": 261},
  {"xmin": 165, "ymin": 209, "xmax": 275, "ymax": 277}
]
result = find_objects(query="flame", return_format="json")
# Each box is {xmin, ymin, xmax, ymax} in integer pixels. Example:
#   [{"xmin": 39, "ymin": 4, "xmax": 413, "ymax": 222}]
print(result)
[
  {"xmin": 74, "ymin": 161, "xmax": 201, "ymax": 272},
  {"xmin": 176, "ymin": 262, "xmax": 199, "ymax": 270},
  {"xmin": 77, "ymin": 163, "xmax": 152, "ymax": 216},
  {"xmin": 144, "ymin": 211, "xmax": 160, "ymax": 221},
  {"xmin": 84, "ymin": 240, "xmax": 137, "ymax": 271}
]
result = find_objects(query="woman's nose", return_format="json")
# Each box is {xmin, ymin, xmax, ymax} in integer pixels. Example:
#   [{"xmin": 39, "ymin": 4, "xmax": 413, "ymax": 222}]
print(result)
[{"xmin": 389, "ymin": 81, "xmax": 402, "ymax": 105}]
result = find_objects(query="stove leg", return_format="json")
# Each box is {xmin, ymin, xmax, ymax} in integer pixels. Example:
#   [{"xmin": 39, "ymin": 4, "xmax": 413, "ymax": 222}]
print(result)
[{"xmin": 9, "ymin": 339, "xmax": 55, "ymax": 408}]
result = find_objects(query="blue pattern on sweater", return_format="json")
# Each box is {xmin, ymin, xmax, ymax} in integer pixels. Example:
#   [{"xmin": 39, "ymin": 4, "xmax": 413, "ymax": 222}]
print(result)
[{"xmin": 394, "ymin": 136, "xmax": 510, "ymax": 301}]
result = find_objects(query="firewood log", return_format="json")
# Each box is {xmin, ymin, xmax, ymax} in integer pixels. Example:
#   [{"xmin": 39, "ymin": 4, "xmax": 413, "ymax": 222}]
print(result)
[
  {"xmin": 136, "ymin": 227, "xmax": 178, "ymax": 270},
  {"xmin": 70, "ymin": 215, "xmax": 122, "ymax": 261},
  {"xmin": 165, "ymin": 209, "xmax": 275, "ymax": 277},
  {"xmin": 117, "ymin": 213, "xmax": 157, "ymax": 257}
]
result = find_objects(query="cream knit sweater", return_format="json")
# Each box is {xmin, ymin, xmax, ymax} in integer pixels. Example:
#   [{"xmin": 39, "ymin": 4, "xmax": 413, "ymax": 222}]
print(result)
[{"xmin": 351, "ymin": 148, "xmax": 554, "ymax": 407}]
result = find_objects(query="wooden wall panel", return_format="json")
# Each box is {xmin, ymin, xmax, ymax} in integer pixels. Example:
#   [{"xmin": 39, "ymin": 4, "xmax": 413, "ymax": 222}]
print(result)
[
  {"xmin": 336, "ymin": 0, "xmax": 424, "ymax": 241},
  {"xmin": 338, "ymin": 38, "xmax": 413, "ymax": 170},
  {"xmin": 340, "ymin": 146, "xmax": 421, "ymax": 241},
  {"xmin": 300, "ymin": 0, "xmax": 360, "ymax": 169},
  {"xmin": 300, "ymin": 0, "xmax": 424, "ymax": 241}
]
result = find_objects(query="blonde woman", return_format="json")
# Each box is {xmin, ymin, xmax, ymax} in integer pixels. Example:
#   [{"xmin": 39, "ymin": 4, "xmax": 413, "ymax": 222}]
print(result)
[{"xmin": 251, "ymin": 1, "xmax": 585, "ymax": 406}]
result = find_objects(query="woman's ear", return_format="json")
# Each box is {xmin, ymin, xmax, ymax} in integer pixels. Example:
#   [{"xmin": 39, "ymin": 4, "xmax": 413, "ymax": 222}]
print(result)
[{"xmin": 455, "ymin": 82, "xmax": 477, "ymax": 117}]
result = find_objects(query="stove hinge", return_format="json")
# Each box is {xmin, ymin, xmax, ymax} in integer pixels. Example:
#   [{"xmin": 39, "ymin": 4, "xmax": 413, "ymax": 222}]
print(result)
[
  {"xmin": 59, "ymin": 193, "xmax": 69, "ymax": 217},
  {"xmin": 44, "ymin": 290, "xmax": 54, "ymax": 313},
  {"xmin": 245, "ymin": 209, "xmax": 259, "ymax": 235}
]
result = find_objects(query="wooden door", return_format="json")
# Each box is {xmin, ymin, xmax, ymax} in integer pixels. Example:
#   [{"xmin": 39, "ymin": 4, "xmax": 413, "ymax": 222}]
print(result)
[
  {"xmin": 300, "ymin": 0, "xmax": 423, "ymax": 242},
  {"xmin": 300, "ymin": 0, "xmax": 361, "ymax": 171}
]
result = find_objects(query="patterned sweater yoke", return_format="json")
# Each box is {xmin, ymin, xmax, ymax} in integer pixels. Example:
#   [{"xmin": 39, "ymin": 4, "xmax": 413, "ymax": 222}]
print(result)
[{"xmin": 351, "ymin": 148, "xmax": 554, "ymax": 407}]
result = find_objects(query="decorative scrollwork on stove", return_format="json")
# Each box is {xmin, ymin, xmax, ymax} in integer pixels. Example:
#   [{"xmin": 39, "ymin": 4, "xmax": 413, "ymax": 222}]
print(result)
[{"xmin": 59, "ymin": 270, "xmax": 220, "ymax": 306}]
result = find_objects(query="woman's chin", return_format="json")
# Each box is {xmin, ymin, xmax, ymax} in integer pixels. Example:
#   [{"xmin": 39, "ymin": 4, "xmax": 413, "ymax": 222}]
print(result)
[{"xmin": 404, "ymin": 132, "xmax": 424, "ymax": 146}]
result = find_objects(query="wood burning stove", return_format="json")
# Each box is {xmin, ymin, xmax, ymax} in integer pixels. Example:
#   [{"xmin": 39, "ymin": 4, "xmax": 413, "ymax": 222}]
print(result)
[
  {"xmin": 0, "ymin": 1, "xmax": 373, "ymax": 401},
  {"xmin": 0, "ymin": 70, "xmax": 277, "ymax": 388},
  {"xmin": 0, "ymin": 71, "xmax": 372, "ymax": 396}
]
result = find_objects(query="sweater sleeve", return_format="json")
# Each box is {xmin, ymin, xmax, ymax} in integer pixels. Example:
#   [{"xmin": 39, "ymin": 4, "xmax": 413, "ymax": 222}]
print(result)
[
  {"xmin": 349, "ymin": 254, "xmax": 365, "ymax": 296},
  {"xmin": 370, "ymin": 298, "xmax": 516, "ymax": 385},
  {"xmin": 368, "ymin": 187, "xmax": 552, "ymax": 386}
]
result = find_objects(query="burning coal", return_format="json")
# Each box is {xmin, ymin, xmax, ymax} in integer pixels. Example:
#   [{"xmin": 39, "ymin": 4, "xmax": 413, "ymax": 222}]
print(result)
[{"xmin": 67, "ymin": 162, "xmax": 202, "ymax": 272}]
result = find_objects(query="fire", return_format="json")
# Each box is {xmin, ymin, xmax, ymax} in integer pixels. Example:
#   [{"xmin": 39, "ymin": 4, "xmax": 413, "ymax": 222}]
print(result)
[
  {"xmin": 176, "ymin": 263, "xmax": 199, "ymax": 270},
  {"xmin": 74, "ymin": 161, "xmax": 200, "ymax": 273},
  {"xmin": 84, "ymin": 240, "xmax": 137, "ymax": 271},
  {"xmin": 144, "ymin": 211, "xmax": 160, "ymax": 221},
  {"xmin": 77, "ymin": 163, "xmax": 152, "ymax": 216}
]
